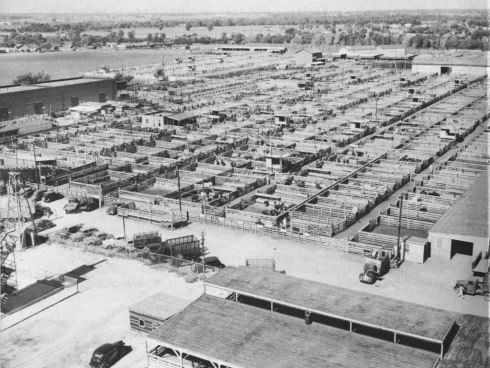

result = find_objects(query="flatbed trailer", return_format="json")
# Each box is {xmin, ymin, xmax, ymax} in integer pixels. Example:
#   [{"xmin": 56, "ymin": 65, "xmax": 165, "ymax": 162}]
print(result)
[{"xmin": 162, "ymin": 235, "xmax": 202, "ymax": 260}]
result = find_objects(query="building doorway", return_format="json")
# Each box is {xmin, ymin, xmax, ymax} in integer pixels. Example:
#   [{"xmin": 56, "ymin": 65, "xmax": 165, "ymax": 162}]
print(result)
[
  {"xmin": 451, "ymin": 239, "xmax": 473, "ymax": 258},
  {"xmin": 440, "ymin": 66, "xmax": 452, "ymax": 74}
]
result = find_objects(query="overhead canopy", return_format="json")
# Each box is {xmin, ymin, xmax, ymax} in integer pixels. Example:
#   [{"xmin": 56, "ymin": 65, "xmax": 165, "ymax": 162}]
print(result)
[
  {"xmin": 148, "ymin": 294, "xmax": 438, "ymax": 368},
  {"xmin": 205, "ymin": 267, "xmax": 456, "ymax": 343}
]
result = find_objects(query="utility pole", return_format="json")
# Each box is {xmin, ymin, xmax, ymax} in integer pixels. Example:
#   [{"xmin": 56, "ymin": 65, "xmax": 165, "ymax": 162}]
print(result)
[
  {"xmin": 32, "ymin": 143, "xmax": 40, "ymax": 189},
  {"xmin": 177, "ymin": 168, "xmax": 182, "ymax": 212},
  {"xmin": 201, "ymin": 230, "xmax": 206, "ymax": 279},
  {"xmin": 122, "ymin": 214, "xmax": 127, "ymax": 247},
  {"xmin": 396, "ymin": 194, "xmax": 404, "ymax": 262}
]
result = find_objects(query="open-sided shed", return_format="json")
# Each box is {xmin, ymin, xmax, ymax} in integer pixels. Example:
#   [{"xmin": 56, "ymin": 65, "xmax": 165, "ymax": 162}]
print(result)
[
  {"xmin": 204, "ymin": 267, "xmax": 458, "ymax": 359},
  {"xmin": 146, "ymin": 294, "xmax": 440, "ymax": 368}
]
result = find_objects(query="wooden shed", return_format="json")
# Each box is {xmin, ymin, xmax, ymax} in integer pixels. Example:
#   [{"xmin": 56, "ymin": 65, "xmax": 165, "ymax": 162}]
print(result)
[{"xmin": 129, "ymin": 292, "xmax": 192, "ymax": 333}]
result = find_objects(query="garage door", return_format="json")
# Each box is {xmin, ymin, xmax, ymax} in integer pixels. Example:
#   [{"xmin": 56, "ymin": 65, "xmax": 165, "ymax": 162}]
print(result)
[{"xmin": 451, "ymin": 239, "xmax": 473, "ymax": 258}]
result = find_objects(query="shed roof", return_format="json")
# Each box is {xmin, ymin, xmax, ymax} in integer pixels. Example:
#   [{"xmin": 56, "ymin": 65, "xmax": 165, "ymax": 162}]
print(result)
[
  {"xmin": 169, "ymin": 111, "xmax": 198, "ymax": 121},
  {"xmin": 413, "ymin": 54, "xmax": 487, "ymax": 67},
  {"xmin": 430, "ymin": 170, "xmax": 488, "ymax": 238},
  {"xmin": 148, "ymin": 294, "xmax": 438, "ymax": 368},
  {"xmin": 129, "ymin": 292, "xmax": 192, "ymax": 321},
  {"xmin": 0, "ymin": 77, "xmax": 113, "ymax": 94},
  {"xmin": 38, "ymin": 77, "xmax": 111, "ymax": 87},
  {"xmin": 295, "ymin": 48, "xmax": 323, "ymax": 55},
  {"xmin": 205, "ymin": 267, "xmax": 456, "ymax": 342}
]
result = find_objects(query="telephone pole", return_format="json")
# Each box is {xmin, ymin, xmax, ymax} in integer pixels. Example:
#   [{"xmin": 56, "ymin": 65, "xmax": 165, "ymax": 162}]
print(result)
[
  {"xmin": 177, "ymin": 168, "xmax": 182, "ymax": 212},
  {"xmin": 396, "ymin": 194, "xmax": 405, "ymax": 263},
  {"xmin": 201, "ymin": 230, "xmax": 206, "ymax": 279}
]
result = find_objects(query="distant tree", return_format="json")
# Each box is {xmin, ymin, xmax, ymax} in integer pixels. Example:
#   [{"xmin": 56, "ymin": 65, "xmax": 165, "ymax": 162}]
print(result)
[
  {"xmin": 254, "ymin": 33, "xmax": 264, "ymax": 43},
  {"xmin": 232, "ymin": 32, "xmax": 245, "ymax": 44},
  {"xmin": 285, "ymin": 27, "xmax": 296, "ymax": 37},
  {"xmin": 146, "ymin": 33, "xmax": 153, "ymax": 42},
  {"xmin": 114, "ymin": 72, "xmax": 134, "ymax": 84},
  {"xmin": 220, "ymin": 32, "xmax": 228, "ymax": 43},
  {"xmin": 153, "ymin": 67, "xmax": 166, "ymax": 80},
  {"xmin": 69, "ymin": 31, "xmax": 82, "ymax": 48},
  {"xmin": 207, "ymin": 23, "xmax": 214, "ymax": 31},
  {"xmin": 13, "ymin": 71, "xmax": 50, "ymax": 85},
  {"xmin": 185, "ymin": 22, "xmax": 192, "ymax": 32},
  {"xmin": 117, "ymin": 30, "xmax": 124, "ymax": 42},
  {"xmin": 107, "ymin": 31, "xmax": 117, "ymax": 43},
  {"xmin": 40, "ymin": 41, "xmax": 52, "ymax": 50},
  {"xmin": 128, "ymin": 30, "xmax": 136, "ymax": 41}
]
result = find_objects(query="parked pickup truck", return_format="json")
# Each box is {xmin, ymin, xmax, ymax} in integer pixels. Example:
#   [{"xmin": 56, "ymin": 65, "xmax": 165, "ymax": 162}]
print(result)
[
  {"xmin": 454, "ymin": 277, "xmax": 489, "ymax": 296},
  {"xmin": 64, "ymin": 198, "xmax": 80, "ymax": 214}
]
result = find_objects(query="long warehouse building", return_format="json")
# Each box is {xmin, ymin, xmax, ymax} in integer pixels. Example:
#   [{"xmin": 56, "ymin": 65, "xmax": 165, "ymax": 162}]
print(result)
[{"xmin": 0, "ymin": 76, "xmax": 116, "ymax": 121}]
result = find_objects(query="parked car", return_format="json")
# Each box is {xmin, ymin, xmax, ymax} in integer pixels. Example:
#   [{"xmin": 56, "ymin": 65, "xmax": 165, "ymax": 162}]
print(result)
[
  {"xmin": 64, "ymin": 198, "xmax": 80, "ymax": 214},
  {"xmin": 43, "ymin": 191, "xmax": 64, "ymax": 203},
  {"xmin": 114, "ymin": 236, "xmax": 127, "ymax": 247},
  {"xmin": 94, "ymin": 231, "xmax": 110, "ymax": 241},
  {"xmin": 81, "ymin": 227, "xmax": 98, "ymax": 237},
  {"xmin": 63, "ymin": 224, "xmax": 83, "ymax": 234},
  {"xmin": 106, "ymin": 203, "xmax": 122, "ymax": 215},
  {"xmin": 113, "ymin": 236, "xmax": 134, "ymax": 248},
  {"xmin": 33, "ymin": 189, "xmax": 47, "ymax": 201},
  {"xmin": 56, "ymin": 230, "xmax": 71, "ymax": 241},
  {"xmin": 22, "ymin": 187, "xmax": 35, "ymax": 198},
  {"xmin": 80, "ymin": 198, "xmax": 99, "ymax": 212},
  {"xmin": 89, "ymin": 341, "xmax": 131, "ymax": 368},
  {"xmin": 102, "ymin": 235, "xmax": 115, "ymax": 248},
  {"xmin": 192, "ymin": 256, "xmax": 226, "ymax": 273},
  {"xmin": 86, "ymin": 237, "xmax": 103, "ymax": 246},
  {"xmin": 31, "ymin": 219, "xmax": 55, "ymax": 232}
]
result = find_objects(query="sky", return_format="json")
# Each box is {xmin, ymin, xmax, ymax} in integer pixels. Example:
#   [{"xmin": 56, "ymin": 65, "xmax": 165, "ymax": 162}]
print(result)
[{"xmin": 1, "ymin": 0, "xmax": 487, "ymax": 14}]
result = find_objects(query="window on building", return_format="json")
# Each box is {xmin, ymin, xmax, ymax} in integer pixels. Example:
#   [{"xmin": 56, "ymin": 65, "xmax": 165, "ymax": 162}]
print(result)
[
  {"xmin": 33, "ymin": 101, "xmax": 43, "ymax": 114},
  {"xmin": 139, "ymin": 319, "xmax": 145, "ymax": 327},
  {"xmin": 0, "ymin": 107, "xmax": 8, "ymax": 121},
  {"xmin": 98, "ymin": 92, "xmax": 107, "ymax": 103}
]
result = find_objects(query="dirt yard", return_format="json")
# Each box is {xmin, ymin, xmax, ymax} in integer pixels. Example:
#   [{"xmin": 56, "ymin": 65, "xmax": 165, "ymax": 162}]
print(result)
[
  {"xmin": 1, "ymin": 199, "xmax": 487, "ymax": 368},
  {"xmin": 1, "ymin": 244, "xmax": 203, "ymax": 368}
]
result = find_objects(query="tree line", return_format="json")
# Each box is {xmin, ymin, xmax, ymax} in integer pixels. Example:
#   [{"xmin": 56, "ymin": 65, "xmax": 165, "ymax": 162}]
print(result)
[{"xmin": 1, "ymin": 10, "xmax": 487, "ymax": 51}]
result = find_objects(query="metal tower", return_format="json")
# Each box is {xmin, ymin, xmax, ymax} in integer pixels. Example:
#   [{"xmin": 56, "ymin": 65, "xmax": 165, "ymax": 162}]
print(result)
[
  {"xmin": 1, "ymin": 171, "xmax": 36, "ymax": 304},
  {"xmin": 1, "ymin": 229, "xmax": 17, "ymax": 305}
]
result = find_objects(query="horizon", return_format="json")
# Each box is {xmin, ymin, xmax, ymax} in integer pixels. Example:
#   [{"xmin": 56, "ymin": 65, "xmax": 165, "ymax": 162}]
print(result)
[{"xmin": 0, "ymin": 0, "xmax": 487, "ymax": 15}]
